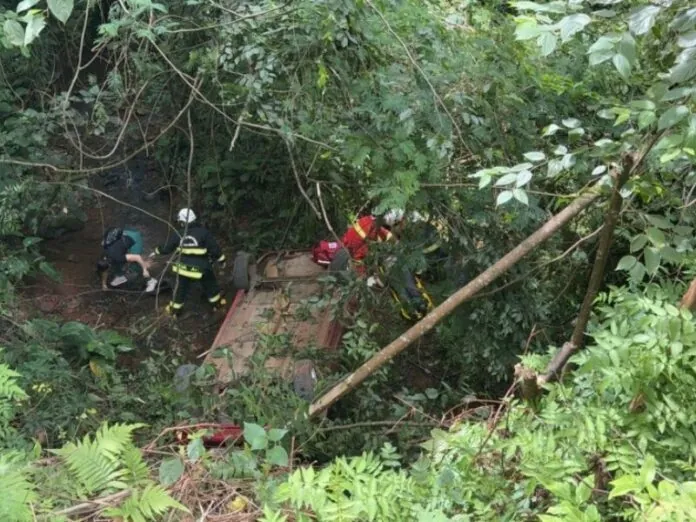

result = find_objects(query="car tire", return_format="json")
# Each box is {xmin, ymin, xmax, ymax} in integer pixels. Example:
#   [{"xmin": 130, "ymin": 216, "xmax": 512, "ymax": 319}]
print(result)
[
  {"xmin": 329, "ymin": 248, "xmax": 350, "ymax": 273},
  {"xmin": 232, "ymin": 251, "xmax": 251, "ymax": 290},
  {"xmin": 293, "ymin": 360, "xmax": 317, "ymax": 402}
]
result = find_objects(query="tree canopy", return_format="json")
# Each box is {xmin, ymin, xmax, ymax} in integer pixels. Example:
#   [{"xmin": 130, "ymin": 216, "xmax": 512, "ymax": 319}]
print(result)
[{"xmin": 2, "ymin": 0, "xmax": 696, "ymax": 519}]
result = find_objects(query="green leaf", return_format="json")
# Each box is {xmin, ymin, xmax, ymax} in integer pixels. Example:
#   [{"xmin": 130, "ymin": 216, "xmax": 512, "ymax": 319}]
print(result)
[
  {"xmin": 658, "ymin": 105, "xmax": 689, "ymax": 130},
  {"xmin": 542, "ymin": 123, "xmax": 562, "ymax": 136},
  {"xmin": 617, "ymin": 33, "xmax": 637, "ymax": 65},
  {"xmin": 646, "ymin": 215, "xmax": 672, "ymax": 229},
  {"xmin": 630, "ymin": 235, "xmax": 648, "ymax": 253},
  {"xmin": 595, "ymin": 138, "xmax": 614, "ymax": 147},
  {"xmin": 670, "ymin": 8, "xmax": 696, "ymax": 33},
  {"xmin": 638, "ymin": 111, "xmax": 656, "ymax": 130},
  {"xmin": 609, "ymin": 475, "xmax": 641, "ymax": 499},
  {"xmin": 24, "ymin": 12, "xmax": 46, "ymax": 46},
  {"xmin": 562, "ymin": 118, "xmax": 580, "ymax": 129},
  {"xmin": 538, "ymin": 32, "xmax": 558, "ymax": 56},
  {"xmin": 495, "ymin": 173, "xmax": 518, "ymax": 186},
  {"xmin": 186, "ymin": 438, "xmax": 205, "ymax": 463},
  {"xmin": 523, "ymin": 151, "xmax": 545, "ymax": 162},
  {"xmin": 589, "ymin": 50, "xmax": 614, "ymax": 66},
  {"xmin": 662, "ymin": 87, "xmax": 696, "ymax": 101},
  {"xmin": 592, "ymin": 165, "xmax": 607, "ymax": 176},
  {"xmin": 612, "ymin": 53, "xmax": 631, "ymax": 80},
  {"xmin": 558, "ymin": 14, "xmax": 591, "ymax": 43},
  {"xmin": 660, "ymin": 149, "xmax": 683, "ymax": 163},
  {"xmin": 655, "ymin": 134, "xmax": 683, "ymax": 150},
  {"xmin": 512, "ymin": 189, "xmax": 529, "ymax": 205},
  {"xmin": 159, "ymin": 457, "xmax": 184, "ymax": 486},
  {"xmin": 514, "ymin": 1, "xmax": 567, "ymax": 14},
  {"xmin": 267, "ymin": 428, "xmax": 288, "ymax": 442},
  {"xmin": 243, "ymin": 422, "xmax": 268, "ymax": 450},
  {"xmin": 496, "ymin": 190, "xmax": 513, "ymax": 206},
  {"xmin": 628, "ymin": 6, "xmax": 661, "ymax": 36},
  {"xmin": 639, "ymin": 455, "xmax": 657, "ymax": 487},
  {"xmin": 47, "ymin": 0, "xmax": 74, "ymax": 24},
  {"xmin": 630, "ymin": 261, "xmax": 647, "ymax": 282},
  {"xmin": 678, "ymin": 31, "xmax": 696, "ymax": 48},
  {"xmin": 588, "ymin": 35, "xmax": 618, "ymax": 54},
  {"xmin": 516, "ymin": 170, "xmax": 532, "ymax": 187},
  {"xmin": 16, "ymin": 0, "xmax": 40, "ymax": 12},
  {"xmin": 669, "ymin": 48, "xmax": 696, "ymax": 84},
  {"xmin": 629, "ymin": 100, "xmax": 655, "ymax": 111},
  {"xmin": 616, "ymin": 255, "xmax": 638, "ymax": 271},
  {"xmin": 515, "ymin": 21, "xmax": 540, "ymax": 41},
  {"xmin": 646, "ymin": 227, "xmax": 666, "ymax": 246},
  {"xmin": 39, "ymin": 261, "xmax": 61, "ymax": 282},
  {"xmin": 266, "ymin": 445, "xmax": 289, "ymax": 467},
  {"xmin": 644, "ymin": 247, "xmax": 661, "ymax": 275},
  {"xmin": 3, "ymin": 20, "xmax": 25, "ymax": 47}
]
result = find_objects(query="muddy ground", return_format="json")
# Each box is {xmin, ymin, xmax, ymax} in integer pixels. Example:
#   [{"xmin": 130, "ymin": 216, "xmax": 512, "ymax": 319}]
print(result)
[{"xmin": 19, "ymin": 157, "xmax": 235, "ymax": 361}]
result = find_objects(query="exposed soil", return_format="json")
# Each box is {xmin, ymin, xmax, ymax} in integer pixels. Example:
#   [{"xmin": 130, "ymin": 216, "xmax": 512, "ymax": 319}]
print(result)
[{"xmin": 19, "ymin": 157, "xmax": 235, "ymax": 361}]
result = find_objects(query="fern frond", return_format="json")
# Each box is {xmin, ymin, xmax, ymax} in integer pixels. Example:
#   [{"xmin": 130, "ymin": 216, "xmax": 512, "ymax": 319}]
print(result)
[
  {"xmin": 0, "ymin": 452, "xmax": 36, "ymax": 522},
  {"xmin": 54, "ymin": 437, "xmax": 125, "ymax": 495},
  {"xmin": 121, "ymin": 445, "xmax": 149, "ymax": 485},
  {"xmin": 94, "ymin": 423, "xmax": 146, "ymax": 460},
  {"xmin": 103, "ymin": 485, "xmax": 189, "ymax": 521},
  {"xmin": 0, "ymin": 363, "xmax": 26, "ymax": 401},
  {"xmin": 52, "ymin": 423, "xmax": 145, "ymax": 495}
]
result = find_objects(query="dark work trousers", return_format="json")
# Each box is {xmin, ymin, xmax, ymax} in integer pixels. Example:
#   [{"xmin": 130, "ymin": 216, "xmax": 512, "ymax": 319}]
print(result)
[{"xmin": 170, "ymin": 269, "xmax": 222, "ymax": 311}]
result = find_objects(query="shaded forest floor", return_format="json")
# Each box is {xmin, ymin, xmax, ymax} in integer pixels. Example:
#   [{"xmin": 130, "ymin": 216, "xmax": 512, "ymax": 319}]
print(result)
[{"xmin": 18, "ymin": 157, "xmax": 235, "ymax": 363}]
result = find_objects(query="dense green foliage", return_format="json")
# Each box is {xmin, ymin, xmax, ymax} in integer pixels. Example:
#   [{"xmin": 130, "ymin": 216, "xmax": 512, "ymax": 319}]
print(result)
[{"xmin": 2, "ymin": 0, "xmax": 696, "ymax": 519}]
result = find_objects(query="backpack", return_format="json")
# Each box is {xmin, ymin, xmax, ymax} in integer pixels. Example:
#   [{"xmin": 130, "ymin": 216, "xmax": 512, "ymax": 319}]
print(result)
[
  {"xmin": 102, "ymin": 227, "xmax": 124, "ymax": 248},
  {"xmin": 311, "ymin": 240, "xmax": 342, "ymax": 266}
]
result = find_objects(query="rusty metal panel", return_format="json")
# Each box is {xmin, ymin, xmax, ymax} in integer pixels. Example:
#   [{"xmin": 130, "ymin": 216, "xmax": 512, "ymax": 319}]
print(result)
[{"xmin": 204, "ymin": 251, "xmax": 343, "ymax": 387}]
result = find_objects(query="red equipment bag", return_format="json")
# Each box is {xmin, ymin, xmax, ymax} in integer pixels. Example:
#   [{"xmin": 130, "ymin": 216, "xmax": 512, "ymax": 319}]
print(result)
[{"xmin": 312, "ymin": 240, "xmax": 342, "ymax": 266}]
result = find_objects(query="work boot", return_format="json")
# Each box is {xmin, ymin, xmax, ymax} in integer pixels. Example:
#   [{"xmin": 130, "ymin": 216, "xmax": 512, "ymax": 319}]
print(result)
[
  {"xmin": 165, "ymin": 303, "xmax": 182, "ymax": 317},
  {"xmin": 110, "ymin": 275, "xmax": 128, "ymax": 287},
  {"xmin": 212, "ymin": 298, "xmax": 228, "ymax": 314}
]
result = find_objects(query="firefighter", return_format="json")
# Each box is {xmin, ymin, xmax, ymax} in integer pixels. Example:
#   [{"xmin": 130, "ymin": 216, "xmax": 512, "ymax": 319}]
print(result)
[
  {"xmin": 97, "ymin": 227, "xmax": 153, "ymax": 290},
  {"xmin": 151, "ymin": 208, "xmax": 227, "ymax": 316},
  {"xmin": 341, "ymin": 208, "xmax": 404, "ymax": 272},
  {"xmin": 402, "ymin": 212, "xmax": 447, "ymax": 280}
]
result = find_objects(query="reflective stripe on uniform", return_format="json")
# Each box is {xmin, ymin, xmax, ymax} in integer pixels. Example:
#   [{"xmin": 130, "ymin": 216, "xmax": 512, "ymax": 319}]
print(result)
[
  {"xmin": 178, "ymin": 247, "xmax": 207, "ymax": 255},
  {"xmin": 423, "ymin": 242, "xmax": 441, "ymax": 254},
  {"xmin": 217, "ymin": 254, "xmax": 226, "ymax": 263},
  {"xmin": 172, "ymin": 264, "xmax": 203, "ymax": 279},
  {"xmin": 354, "ymin": 222, "xmax": 392, "ymax": 242},
  {"xmin": 208, "ymin": 293, "xmax": 221, "ymax": 303},
  {"xmin": 353, "ymin": 222, "xmax": 368, "ymax": 239}
]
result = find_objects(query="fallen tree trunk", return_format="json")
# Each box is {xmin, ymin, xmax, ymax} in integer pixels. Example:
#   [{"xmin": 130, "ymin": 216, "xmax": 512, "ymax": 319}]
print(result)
[
  {"xmin": 539, "ymin": 158, "xmax": 634, "ymax": 385},
  {"xmin": 309, "ymin": 186, "xmax": 604, "ymax": 417}
]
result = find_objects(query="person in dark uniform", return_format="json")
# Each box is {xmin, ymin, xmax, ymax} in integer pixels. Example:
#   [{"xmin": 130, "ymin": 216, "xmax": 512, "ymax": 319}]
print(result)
[
  {"xmin": 151, "ymin": 208, "xmax": 227, "ymax": 316},
  {"xmin": 97, "ymin": 227, "xmax": 153, "ymax": 290}
]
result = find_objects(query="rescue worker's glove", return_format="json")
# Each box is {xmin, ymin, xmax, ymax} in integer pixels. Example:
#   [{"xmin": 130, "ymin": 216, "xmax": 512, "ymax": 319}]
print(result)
[{"xmin": 367, "ymin": 276, "xmax": 384, "ymax": 288}]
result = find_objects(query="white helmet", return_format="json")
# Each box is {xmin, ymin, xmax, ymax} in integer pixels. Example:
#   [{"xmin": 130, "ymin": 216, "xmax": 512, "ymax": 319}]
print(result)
[
  {"xmin": 383, "ymin": 209, "xmax": 405, "ymax": 226},
  {"xmin": 177, "ymin": 208, "xmax": 196, "ymax": 224},
  {"xmin": 410, "ymin": 211, "xmax": 426, "ymax": 223}
]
